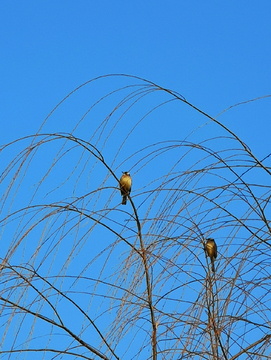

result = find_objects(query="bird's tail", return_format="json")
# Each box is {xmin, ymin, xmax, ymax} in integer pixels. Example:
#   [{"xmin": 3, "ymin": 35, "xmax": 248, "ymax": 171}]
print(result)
[
  {"xmin": 211, "ymin": 260, "xmax": 215, "ymax": 273},
  {"xmin": 122, "ymin": 195, "xmax": 127, "ymax": 205}
]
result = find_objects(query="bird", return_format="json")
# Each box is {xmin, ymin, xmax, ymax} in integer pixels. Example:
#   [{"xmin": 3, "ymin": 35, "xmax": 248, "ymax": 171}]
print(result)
[
  {"xmin": 205, "ymin": 238, "xmax": 217, "ymax": 273},
  {"xmin": 119, "ymin": 171, "xmax": 132, "ymax": 205}
]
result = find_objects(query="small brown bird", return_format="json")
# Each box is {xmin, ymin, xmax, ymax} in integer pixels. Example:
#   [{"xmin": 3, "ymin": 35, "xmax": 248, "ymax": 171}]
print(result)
[
  {"xmin": 119, "ymin": 171, "xmax": 132, "ymax": 205},
  {"xmin": 205, "ymin": 238, "xmax": 217, "ymax": 273}
]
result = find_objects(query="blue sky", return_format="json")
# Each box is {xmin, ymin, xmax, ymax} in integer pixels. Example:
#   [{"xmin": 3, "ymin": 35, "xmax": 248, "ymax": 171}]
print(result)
[
  {"xmin": 1, "ymin": 2, "xmax": 270, "ymax": 144},
  {"xmin": 0, "ymin": 2, "xmax": 271, "ymax": 359}
]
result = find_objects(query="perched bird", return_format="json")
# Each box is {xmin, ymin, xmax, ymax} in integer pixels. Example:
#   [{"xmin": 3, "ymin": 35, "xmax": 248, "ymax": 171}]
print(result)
[
  {"xmin": 205, "ymin": 238, "xmax": 217, "ymax": 273},
  {"xmin": 119, "ymin": 171, "xmax": 132, "ymax": 205}
]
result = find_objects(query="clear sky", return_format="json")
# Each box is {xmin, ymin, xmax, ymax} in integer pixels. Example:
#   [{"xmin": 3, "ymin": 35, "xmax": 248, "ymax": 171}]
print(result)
[
  {"xmin": 0, "ymin": 2, "xmax": 270, "ymax": 145},
  {"xmin": 0, "ymin": 2, "xmax": 271, "ymax": 359}
]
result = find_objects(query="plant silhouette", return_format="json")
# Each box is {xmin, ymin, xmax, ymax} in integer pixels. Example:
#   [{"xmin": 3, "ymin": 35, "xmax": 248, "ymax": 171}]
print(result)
[{"xmin": 0, "ymin": 75, "xmax": 270, "ymax": 359}]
